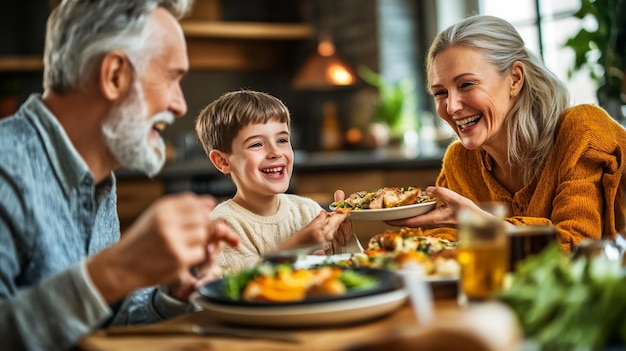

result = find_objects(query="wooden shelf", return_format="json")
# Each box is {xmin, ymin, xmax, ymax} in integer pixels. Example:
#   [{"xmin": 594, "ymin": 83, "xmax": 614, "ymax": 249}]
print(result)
[
  {"xmin": 181, "ymin": 21, "xmax": 313, "ymax": 40},
  {"xmin": 0, "ymin": 21, "xmax": 314, "ymax": 72},
  {"xmin": 0, "ymin": 56, "xmax": 44, "ymax": 72}
]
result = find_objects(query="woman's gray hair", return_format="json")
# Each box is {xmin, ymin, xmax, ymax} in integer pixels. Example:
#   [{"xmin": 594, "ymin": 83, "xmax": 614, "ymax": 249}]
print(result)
[
  {"xmin": 426, "ymin": 15, "xmax": 570, "ymax": 183},
  {"xmin": 43, "ymin": 0, "xmax": 194, "ymax": 93}
]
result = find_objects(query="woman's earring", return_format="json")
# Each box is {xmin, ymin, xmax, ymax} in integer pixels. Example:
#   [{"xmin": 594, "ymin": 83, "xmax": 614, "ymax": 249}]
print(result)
[{"xmin": 510, "ymin": 90, "xmax": 519, "ymax": 98}]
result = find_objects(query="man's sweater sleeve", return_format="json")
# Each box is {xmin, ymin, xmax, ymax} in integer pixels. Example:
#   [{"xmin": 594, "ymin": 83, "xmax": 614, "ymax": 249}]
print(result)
[{"xmin": 0, "ymin": 262, "xmax": 111, "ymax": 351}]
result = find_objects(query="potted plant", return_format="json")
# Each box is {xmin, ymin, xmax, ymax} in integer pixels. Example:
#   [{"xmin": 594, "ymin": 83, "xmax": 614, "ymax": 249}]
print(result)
[
  {"xmin": 358, "ymin": 66, "xmax": 419, "ymax": 144},
  {"xmin": 563, "ymin": 0, "xmax": 626, "ymax": 122}
]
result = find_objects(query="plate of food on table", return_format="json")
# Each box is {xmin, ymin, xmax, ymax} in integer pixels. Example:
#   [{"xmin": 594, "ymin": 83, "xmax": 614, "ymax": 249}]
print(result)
[
  {"xmin": 330, "ymin": 186, "xmax": 438, "ymax": 221},
  {"xmin": 191, "ymin": 262, "xmax": 408, "ymax": 327},
  {"xmin": 297, "ymin": 228, "xmax": 460, "ymax": 283}
]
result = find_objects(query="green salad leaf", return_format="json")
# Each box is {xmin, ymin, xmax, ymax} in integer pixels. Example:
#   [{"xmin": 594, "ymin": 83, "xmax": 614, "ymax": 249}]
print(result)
[
  {"xmin": 223, "ymin": 263, "xmax": 379, "ymax": 300},
  {"xmin": 223, "ymin": 263, "xmax": 280, "ymax": 300},
  {"xmin": 496, "ymin": 243, "xmax": 626, "ymax": 350},
  {"xmin": 338, "ymin": 269, "xmax": 378, "ymax": 290}
]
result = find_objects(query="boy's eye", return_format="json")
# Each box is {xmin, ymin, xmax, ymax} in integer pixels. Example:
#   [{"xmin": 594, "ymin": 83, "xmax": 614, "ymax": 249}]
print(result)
[
  {"xmin": 249, "ymin": 142, "xmax": 263, "ymax": 148},
  {"xmin": 278, "ymin": 137, "xmax": 289, "ymax": 144}
]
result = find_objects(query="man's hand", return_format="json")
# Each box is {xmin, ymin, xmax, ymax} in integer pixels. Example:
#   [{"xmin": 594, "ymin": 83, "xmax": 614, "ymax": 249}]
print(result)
[
  {"xmin": 164, "ymin": 219, "xmax": 238, "ymax": 301},
  {"xmin": 87, "ymin": 192, "xmax": 238, "ymax": 303}
]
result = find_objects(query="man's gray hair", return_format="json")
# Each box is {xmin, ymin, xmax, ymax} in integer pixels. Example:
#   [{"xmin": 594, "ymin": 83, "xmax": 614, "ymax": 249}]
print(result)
[{"xmin": 43, "ymin": 0, "xmax": 193, "ymax": 93}]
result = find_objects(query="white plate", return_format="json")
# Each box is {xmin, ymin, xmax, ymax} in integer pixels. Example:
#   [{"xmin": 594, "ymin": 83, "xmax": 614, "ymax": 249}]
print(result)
[
  {"xmin": 292, "ymin": 253, "xmax": 353, "ymax": 268},
  {"xmin": 330, "ymin": 201, "xmax": 437, "ymax": 221},
  {"xmin": 190, "ymin": 288, "xmax": 408, "ymax": 327}
]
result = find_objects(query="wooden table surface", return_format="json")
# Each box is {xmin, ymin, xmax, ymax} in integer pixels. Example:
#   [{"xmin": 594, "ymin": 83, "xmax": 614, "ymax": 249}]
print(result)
[
  {"xmin": 78, "ymin": 297, "xmax": 465, "ymax": 351},
  {"xmin": 78, "ymin": 281, "xmax": 524, "ymax": 351}
]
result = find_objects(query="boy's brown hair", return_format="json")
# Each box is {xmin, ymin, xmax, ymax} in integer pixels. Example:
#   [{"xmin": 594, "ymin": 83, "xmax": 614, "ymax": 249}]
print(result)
[{"xmin": 195, "ymin": 89, "xmax": 291, "ymax": 155}]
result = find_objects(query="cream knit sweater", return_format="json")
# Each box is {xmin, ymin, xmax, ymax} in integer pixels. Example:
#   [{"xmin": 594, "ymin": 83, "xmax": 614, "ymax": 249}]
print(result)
[
  {"xmin": 421, "ymin": 104, "xmax": 626, "ymax": 252},
  {"xmin": 211, "ymin": 193, "xmax": 363, "ymax": 272}
]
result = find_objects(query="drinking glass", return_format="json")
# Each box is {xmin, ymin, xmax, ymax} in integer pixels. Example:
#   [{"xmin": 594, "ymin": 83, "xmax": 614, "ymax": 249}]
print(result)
[{"xmin": 456, "ymin": 202, "xmax": 509, "ymax": 304}]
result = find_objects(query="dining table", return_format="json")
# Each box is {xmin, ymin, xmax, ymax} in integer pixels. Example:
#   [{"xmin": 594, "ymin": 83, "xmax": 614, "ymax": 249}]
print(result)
[
  {"xmin": 78, "ymin": 300, "xmax": 453, "ymax": 351},
  {"xmin": 76, "ymin": 283, "xmax": 522, "ymax": 351}
]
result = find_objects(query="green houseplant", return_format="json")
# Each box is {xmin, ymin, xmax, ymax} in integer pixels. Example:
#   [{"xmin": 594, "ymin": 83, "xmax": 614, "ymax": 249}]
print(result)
[
  {"xmin": 358, "ymin": 66, "xmax": 419, "ymax": 142},
  {"xmin": 563, "ymin": 0, "xmax": 626, "ymax": 121}
]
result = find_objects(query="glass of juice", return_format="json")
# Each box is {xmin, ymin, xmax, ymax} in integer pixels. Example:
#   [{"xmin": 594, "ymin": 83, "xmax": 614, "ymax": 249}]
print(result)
[{"xmin": 456, "ymin": 202, "xmax": 509, "ymax": 305}]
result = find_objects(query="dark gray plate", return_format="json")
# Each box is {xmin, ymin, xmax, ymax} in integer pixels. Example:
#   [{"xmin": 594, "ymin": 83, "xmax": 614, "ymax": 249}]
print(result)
[{"xmin": 198, "ymin": 267, "xmax": 403, "ymax": 307}]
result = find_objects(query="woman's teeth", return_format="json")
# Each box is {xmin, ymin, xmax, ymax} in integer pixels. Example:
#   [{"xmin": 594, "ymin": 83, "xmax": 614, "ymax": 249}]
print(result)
[{"xmin": 456, "ymin": 114, "xmax": 482, "ymax": 129}]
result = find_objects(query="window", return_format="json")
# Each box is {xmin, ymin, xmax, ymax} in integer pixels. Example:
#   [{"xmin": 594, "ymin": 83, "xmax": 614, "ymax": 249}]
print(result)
[{"xmin": 479, "ymin": 0, "xmax": 598, "ymax": 105}]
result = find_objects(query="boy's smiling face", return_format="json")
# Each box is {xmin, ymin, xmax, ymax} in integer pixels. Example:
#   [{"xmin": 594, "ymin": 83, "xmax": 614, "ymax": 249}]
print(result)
[{"xmin": 224, "ymin": 120, "xmax": 294, "ymax": 200}]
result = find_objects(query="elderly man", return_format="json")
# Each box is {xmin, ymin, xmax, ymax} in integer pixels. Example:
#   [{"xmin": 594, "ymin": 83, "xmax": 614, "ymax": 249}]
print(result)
[{"xmin": 0, "ymin": 1, "xmax": 239, "ymax": 350}]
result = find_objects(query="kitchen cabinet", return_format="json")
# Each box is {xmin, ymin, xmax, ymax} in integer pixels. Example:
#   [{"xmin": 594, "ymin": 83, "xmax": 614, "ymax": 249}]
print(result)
[
  {"xmin": 0, "ymin": 56, "xmax": 43, "ymax": 72},
  {"xmin": 181, "ymin": 0, "xmax": 313, "ymax": 71},
  {"xmin": 0, "ymin": 21, "xmax": 313, "ymax": 72},
  {"xmin": 183, "ymin": 21, "xmax": 312, "ymax": 70}
]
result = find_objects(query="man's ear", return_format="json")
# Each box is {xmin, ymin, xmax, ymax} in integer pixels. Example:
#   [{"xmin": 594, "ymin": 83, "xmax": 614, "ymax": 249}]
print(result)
[
  {"xmin": 99, "ymin": 50, "xmax": 134, "ymax": 101},
  {"xmin": 209, "ymin": 149, "xmax": 231, "ymax": 175}
]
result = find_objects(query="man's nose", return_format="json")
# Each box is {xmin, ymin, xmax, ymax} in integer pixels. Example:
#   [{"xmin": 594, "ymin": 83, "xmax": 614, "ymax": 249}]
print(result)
[{"xmin": 170, "ymin": 84, "xmax": 187, "ymax": 117}]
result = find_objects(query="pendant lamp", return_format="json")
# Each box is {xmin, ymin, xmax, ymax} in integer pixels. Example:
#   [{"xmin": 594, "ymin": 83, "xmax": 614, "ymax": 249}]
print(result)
[{"xmin": 292, "ymin": 1, "xmax": 357, "ymax": 90}]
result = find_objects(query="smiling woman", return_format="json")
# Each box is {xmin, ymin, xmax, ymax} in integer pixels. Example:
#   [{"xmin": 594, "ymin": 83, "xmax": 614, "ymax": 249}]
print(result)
[{"xmin": 387, "ymin": 14, "xmax": 626, "ymax": 253}]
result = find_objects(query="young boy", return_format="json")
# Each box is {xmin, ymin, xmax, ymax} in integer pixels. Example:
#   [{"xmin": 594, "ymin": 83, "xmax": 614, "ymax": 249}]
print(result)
[{"xmin": 195, "ymin": 90, "xmax": 363, "ymax": 272}]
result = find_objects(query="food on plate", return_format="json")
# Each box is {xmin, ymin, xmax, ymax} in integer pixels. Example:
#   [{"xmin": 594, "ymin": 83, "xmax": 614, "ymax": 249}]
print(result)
[
  {"xmin": 224, "ymin": 263, "xmax": 378, "ymax": 302},
  {"xmin": 336, "ymin": 228, "xmax": 460, "ymax": 277},
  {"xmin": 331, "ymin": 186, "xmax": 436, "ymax": 211}
]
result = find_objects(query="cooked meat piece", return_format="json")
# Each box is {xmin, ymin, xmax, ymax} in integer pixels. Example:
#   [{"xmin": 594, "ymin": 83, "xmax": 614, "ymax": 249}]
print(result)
[
  {"xmin": 365, "ymin": 187, "xmax": 388, "ymax": 209},
  {"xmin": 339, "ymin": 186, "xmax": 433, "ymax": 210},
  {"xmin": 344, "ymin": 190, "xmax": 373, "ymax": 208},
  {"xmin": 368, "ymin": 193, "xmax": 384, "ymax": 209},
  {"xmin": 383, "ymin": 187, "xmax": 423, "ymax": 208},
  {"xmin": 380, "ymin": 231, "xmax": 403, "ymax": 251},
  {"xmin": 399, "ymin": 227, "xmax": 422, "ymax": 238},
  {"xmin": 368, "ymin": 233, "xmax": 383, "ymax": 249}
]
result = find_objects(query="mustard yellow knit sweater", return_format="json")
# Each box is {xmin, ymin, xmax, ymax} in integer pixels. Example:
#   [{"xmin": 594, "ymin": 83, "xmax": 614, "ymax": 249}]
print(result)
[{"xmin": 423, "ymin": 104, "xmax": 626, "ymax": 252}]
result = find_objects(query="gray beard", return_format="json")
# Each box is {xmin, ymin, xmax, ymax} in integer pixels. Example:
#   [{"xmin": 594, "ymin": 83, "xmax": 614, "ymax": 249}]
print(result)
[{"xmin": 102, "ymin": 82, "xmax": 173, "ymax": 177}]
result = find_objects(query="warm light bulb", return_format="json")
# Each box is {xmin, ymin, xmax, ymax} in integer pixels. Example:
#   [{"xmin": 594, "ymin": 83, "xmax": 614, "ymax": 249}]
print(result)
[
  {"xmin": 317, "ymin": 40, "xmax": 335, "ymax": 56},
  {"xmin": 327, "ymin": 63, "xmax": 355, "ymax": 85}
]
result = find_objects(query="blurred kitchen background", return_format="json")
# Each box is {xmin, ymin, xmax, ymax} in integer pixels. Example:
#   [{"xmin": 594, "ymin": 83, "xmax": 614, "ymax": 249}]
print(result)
[{"xmin": 1, "ymin": 0, "xmax": 624, "ymax": 236}]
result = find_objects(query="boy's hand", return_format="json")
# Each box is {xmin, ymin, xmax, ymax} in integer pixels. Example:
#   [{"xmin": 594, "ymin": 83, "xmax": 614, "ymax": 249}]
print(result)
[{"xmin": 332, "ymin": 189, "xmax": 353, "ymax": 246}]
